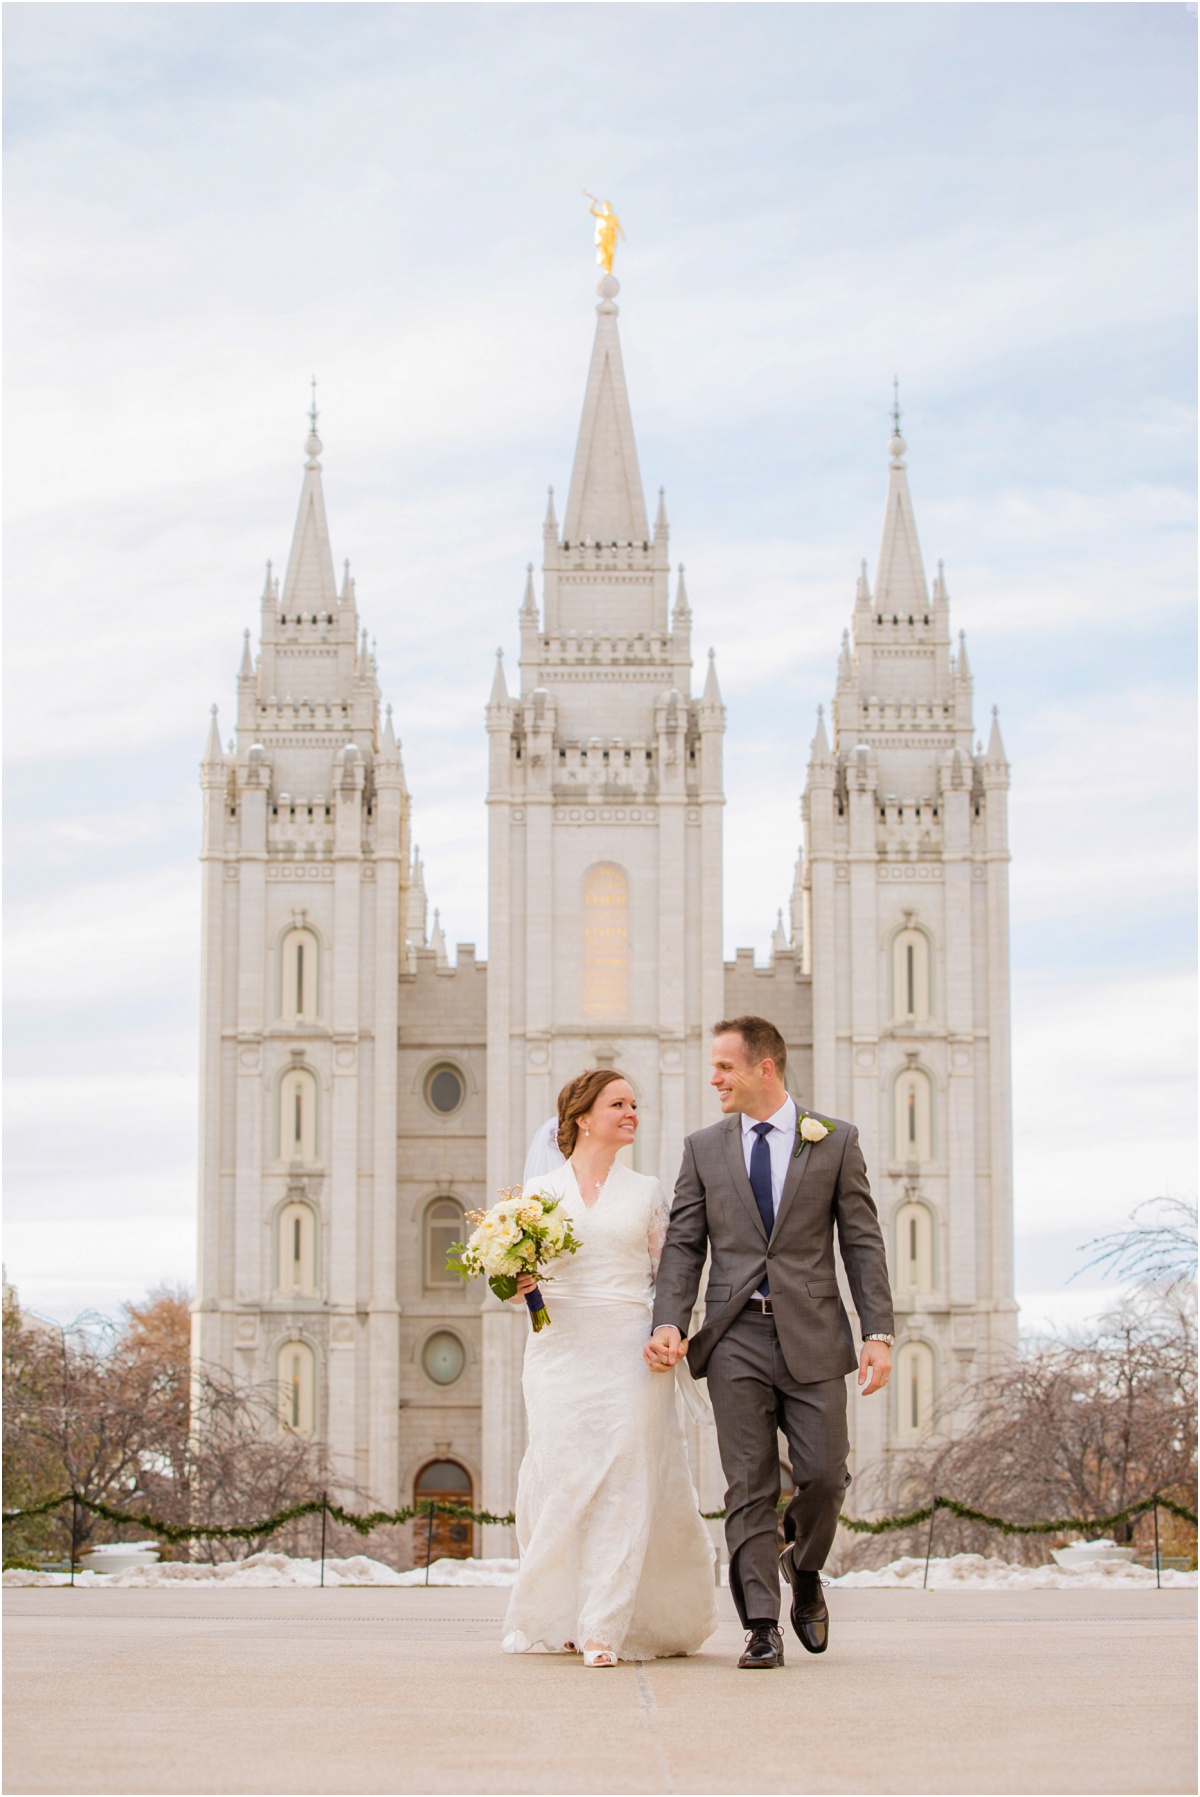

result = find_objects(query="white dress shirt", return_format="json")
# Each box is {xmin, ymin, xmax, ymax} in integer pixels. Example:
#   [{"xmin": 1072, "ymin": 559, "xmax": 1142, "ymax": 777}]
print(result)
[{"xmin": 739, "ymin": 1096, "xmax": 797, "ymax": 1223}]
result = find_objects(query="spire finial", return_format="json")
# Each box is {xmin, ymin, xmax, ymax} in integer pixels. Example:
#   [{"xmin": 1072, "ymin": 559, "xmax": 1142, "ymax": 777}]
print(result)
[
  {"xmin": 304, "ymin": 379, "xmax": 323, "ymax": 469},
  {"xmin": 888, "ymin": 378, "xmax": 907, "ymax": 466}
]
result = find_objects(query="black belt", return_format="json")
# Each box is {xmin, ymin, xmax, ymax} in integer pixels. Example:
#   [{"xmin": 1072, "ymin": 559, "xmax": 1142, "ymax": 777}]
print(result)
[{"xmin": 743, "ymin": 1294, "xmax": 773, "ymax": 1315}]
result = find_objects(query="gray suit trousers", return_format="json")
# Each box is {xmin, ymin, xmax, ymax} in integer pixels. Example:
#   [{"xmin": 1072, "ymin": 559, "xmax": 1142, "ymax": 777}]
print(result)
[{"xmin": 706, "ymin": 1309, "xmax": 850, "ymax": 1626}]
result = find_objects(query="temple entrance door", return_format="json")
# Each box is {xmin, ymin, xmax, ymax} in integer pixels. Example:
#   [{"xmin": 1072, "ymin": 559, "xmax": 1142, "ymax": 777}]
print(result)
[{"xmin": 414, "ymin": 1459, "xmax": 474, "ymax": 1561}]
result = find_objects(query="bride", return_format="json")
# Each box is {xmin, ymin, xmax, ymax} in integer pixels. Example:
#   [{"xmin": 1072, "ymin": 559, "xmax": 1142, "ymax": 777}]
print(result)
[{"xmin": 501, "ymin": 1068, "xmax": 719, "ymax": 1666}]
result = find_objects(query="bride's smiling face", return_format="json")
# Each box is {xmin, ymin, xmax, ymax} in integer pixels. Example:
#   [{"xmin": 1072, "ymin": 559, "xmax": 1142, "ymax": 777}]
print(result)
[{"xmin": 580, "ymin": 1079, "xmax": 638, "ymax": 1149}]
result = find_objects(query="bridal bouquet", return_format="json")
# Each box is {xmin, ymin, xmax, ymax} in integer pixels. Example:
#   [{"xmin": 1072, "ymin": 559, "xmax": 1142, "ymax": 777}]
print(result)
[{"xmin": 446, "ymin": 1186, "xmax": 581, "ymax": 1332}]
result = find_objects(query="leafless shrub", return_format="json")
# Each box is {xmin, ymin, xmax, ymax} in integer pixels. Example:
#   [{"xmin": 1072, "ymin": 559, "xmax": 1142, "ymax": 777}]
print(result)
[
  {"xmin": 3, "ymin": 1287, "xmax": 333, "ymax": 1566},
  {"xmin": 838, "ymin": 1285, "xmax": 1197, "ymax": 1572}
]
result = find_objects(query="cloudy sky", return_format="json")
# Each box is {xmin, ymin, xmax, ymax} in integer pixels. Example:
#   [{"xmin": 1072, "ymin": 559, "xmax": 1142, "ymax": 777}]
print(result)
[{"xmin": 5, "ymin": 2, "xmax": 1195, "ymax": 1328}]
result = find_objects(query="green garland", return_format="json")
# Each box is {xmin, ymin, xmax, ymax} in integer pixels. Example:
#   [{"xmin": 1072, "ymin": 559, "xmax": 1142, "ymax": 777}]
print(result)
[
  {"xmin": 1, "ymin": 1493, "xmax": 515, "ymax": 1540},
  {"xmin": 701, "ymin": 1493, "xmax": 1197, "ymax": 1531},
  {"xmin": 6, "ymin": 1490, "xmax": 1195, "ymax": 1543}
]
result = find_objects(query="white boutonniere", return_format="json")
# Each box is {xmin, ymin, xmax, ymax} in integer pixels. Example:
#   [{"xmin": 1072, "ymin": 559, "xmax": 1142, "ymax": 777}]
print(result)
[{"xmin": 794, "ymin": 1111, "xmax": 836, "ymax": 1158}]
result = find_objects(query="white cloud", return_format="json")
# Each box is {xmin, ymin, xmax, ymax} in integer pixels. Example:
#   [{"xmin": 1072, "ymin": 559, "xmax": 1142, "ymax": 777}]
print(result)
[
  {"xmin": 1012, "ymin": 971, "xmax": 1196, "ymax": 1235},
  {"xmin": 6, "ymin": 868, "xmax": 199, "ymax": 1012}
]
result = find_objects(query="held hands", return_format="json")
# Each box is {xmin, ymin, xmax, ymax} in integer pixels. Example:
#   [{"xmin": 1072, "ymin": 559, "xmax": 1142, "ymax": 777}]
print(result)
[
  {"xmin": 858, "ymin": 1338, "xmax": 892, "ymax": 1396},
  {"xmin": 507, "ymin": 1274, "xmax": 539, "ymax": 1306},
  {"xmin": 643, "ymin": 1326, "xmax": 688, "ymax": 1371}
]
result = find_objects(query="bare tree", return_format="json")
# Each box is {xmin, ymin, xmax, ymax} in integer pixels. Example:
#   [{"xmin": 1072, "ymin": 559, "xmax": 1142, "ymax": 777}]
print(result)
[
  {"xmin": 839, "ymin": 1285, "xmax": 1196, "ymax": 1571},
  {"xmin": 4, "ymin": 1287, "xmax": 332, "ymax": 1566},
  {"xmin": 1076, "ymin": 1197, "xmax": 1198, "ymax": 1293}
]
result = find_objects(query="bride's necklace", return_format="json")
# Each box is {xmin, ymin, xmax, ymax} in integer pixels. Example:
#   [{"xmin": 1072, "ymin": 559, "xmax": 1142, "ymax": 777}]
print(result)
[{"xmin": 571, "ymin": 1155, "xmax": 615, "ymax": 1206}]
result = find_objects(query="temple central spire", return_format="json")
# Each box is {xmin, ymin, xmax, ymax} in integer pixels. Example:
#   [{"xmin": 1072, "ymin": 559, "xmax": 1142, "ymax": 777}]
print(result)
[
  {"xmin": 281, "ymin": 402, "xmax": 338, "ymax": 613},
  {"xmin": 562, "ymin": 274, "xmax": 649, "ymax": 546}
]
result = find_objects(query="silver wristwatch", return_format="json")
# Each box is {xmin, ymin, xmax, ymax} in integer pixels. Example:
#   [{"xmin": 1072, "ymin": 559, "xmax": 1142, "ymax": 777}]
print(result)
[{"xmin": 863, "ymin": 1332, "xmax": 894, "ymax": 1345}]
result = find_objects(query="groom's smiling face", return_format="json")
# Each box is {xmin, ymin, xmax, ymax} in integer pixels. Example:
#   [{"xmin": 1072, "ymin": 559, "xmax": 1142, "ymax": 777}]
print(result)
[{"xmin": 710, "ymin": 1031, "xmax": 768, "ymax": 1114}]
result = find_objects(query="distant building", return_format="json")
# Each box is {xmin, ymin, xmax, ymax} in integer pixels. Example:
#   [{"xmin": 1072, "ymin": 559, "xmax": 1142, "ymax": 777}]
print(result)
[{"xmin": 193, "ymin": 274, "xmax": 1016, "ymax": 1546}]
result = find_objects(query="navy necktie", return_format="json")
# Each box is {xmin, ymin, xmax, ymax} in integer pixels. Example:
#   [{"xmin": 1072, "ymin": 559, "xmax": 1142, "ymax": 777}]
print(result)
[{"xmin": 749, "ymin": 1121, "xmax": 774, "ymax": 1296}]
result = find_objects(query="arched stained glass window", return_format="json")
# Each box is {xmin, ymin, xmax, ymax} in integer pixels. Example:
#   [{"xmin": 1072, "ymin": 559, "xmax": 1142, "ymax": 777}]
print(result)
[
  {"xmin": 281, "ymin": 928, "xmax": 319, "ymax": 1022},
  {"xmin": 425, "ymin": 1198, "xmax": 465, "ymax": 1289},
  {"xmin": 278, "ymin": 1340, "xmax": 316, "ymax": 1435},
  {"xmin": 582, "ymin": 863, "xmax": 630, "ymax": 1019},
  {"xmin": 894, "ymin": 1068, "xmax": 933, "ymax": 1164},
  {"xmin": 280, "ymin": 1067, "xmax": 318, "ymax": 1164},
  {"xmin": 894, "ymin": 1202, "xmax": 934, "ymax": 1295},
  {"xmin": 278, "ymin": 1201, "xmax": 317, "ymax": 1296},
  {"xmin": 892, "ymin": 928, "xmax": 931, "ymax": 1023},
  {"xmin": 894, "ymin": 1341, "xmax": 935, "ymax": 1438}
]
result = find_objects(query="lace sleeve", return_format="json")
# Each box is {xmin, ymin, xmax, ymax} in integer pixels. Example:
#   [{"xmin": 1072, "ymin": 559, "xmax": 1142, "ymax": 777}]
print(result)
[{"xmin": 648, "ymin": 1179, "xmax": 672, "ymax": 1282}]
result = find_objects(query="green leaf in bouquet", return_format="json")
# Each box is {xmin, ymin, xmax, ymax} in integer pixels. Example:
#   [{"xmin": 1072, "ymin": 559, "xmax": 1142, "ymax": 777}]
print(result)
[{"xmin": 488, "ymin": 1273, "xmax": 519, "ymax": 1303}]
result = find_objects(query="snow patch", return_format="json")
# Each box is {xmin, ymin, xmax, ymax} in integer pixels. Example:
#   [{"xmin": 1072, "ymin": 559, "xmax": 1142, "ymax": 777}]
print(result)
[
  {"xmin": 6, "ymin": 1551, "xmax": 1192, "ymax": 1591},
  {"xmin": 3, "ymin": 1553, "xmax": 519, "ymax": 1589},
  {"xmin": 829, "ymin": 1553, "xmax": 1197, "ymax": 1590}
]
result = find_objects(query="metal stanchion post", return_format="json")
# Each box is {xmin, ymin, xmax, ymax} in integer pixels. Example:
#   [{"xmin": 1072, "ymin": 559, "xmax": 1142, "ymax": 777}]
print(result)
[
  {"xmin": 320, "ymin": 1491, "xmax": 327, "ymax": 1589},
  {"xmin": 1152, "ymin": 1495, "xmax": 1161, "ymax": 1590},
  {"xmin": 69, "ymin": 1496, "xmax": 78, "ymax": 1587},
  {"xmin": 922, "ymin": 1497, "xmax": 938, "ymax": 1590}
]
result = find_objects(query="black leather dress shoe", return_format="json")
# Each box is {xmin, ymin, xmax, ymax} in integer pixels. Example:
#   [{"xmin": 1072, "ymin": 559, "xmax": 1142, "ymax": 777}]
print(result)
[
  {"xmin": 780, "ymin": 1548, "xmax": 829, "ymax": 1653},
  {"xmin": 737, "ymin": 1622, "xmax": 784, "ymax": 1668}
]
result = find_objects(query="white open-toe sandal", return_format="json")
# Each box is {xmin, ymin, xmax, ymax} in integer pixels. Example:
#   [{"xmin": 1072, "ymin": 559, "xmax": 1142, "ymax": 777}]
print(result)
[{"xmin": 583, "ymin": 1648, "xmax": 616, "ymax": 1668}]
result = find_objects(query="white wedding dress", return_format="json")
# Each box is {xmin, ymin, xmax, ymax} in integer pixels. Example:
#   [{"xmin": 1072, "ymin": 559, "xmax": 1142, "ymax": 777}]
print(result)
[{"xmin": 501, "ymin": 1159, "xmax": 719, "ymax": 1661}]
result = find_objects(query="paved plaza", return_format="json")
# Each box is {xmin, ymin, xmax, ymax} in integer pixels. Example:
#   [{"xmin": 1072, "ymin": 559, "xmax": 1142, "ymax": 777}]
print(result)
[{"xmin": 4, "ymin": 1584, "xmax": 1195, "ymax": 1795}]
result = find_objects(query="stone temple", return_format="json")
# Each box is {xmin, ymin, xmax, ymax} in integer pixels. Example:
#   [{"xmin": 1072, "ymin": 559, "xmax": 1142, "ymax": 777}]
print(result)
[{"xmin": 193, "ymin": 270, "xmax": 1017, "ymax": 1552}]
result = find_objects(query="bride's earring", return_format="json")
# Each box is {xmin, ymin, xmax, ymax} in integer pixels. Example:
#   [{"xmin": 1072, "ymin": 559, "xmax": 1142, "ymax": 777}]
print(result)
[{"xmin": 583, "ymin": 1125, "xmax": 590, "ymax": 1136}]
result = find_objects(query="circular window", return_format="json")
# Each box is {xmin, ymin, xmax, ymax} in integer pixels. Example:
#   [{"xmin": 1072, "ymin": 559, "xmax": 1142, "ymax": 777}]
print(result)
[
  {"xmin": 422, "ymin": 1331, "xmax": 466, "ymax": 1386},
  {"xmin": 425, "ymin": 1064, "xmax": 465, "ymax": 1116}
]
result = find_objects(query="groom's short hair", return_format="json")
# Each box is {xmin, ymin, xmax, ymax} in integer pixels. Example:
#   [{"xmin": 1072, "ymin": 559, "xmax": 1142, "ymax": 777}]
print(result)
[{"xmin": 713, "ymin": 1015, "xmax": 787, "ymax": 1075}]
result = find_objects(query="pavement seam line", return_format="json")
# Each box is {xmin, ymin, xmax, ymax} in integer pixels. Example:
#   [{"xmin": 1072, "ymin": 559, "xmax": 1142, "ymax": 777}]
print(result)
[{"xmin": 636, "ymin": 1662, "xmax": 675, "ymax": 1795}]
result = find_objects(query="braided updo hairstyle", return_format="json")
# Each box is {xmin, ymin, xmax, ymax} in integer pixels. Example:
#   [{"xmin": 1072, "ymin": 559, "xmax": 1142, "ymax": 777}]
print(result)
[{"xmin": 556, "ymin": 1068, "xmax": 630, "ymax": 1158}]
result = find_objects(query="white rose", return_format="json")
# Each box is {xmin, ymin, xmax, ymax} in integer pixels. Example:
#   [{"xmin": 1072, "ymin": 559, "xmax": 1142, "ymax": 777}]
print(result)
[
  {"xmin": 481, "ymin": 1240, "xmax": 516, "ymax": 1275},
  {"xmin": 799, "ymin": 1115, "xmax": 829, "ymax": 1142}
]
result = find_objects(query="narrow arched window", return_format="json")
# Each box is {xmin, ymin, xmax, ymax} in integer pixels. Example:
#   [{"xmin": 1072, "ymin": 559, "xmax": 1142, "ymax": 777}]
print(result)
[
  {"xmin": 280, "ymin": 1067, "xmax": 318, "ymax": 1164},
  {"xmin": 894, "ymin": 1341, "xmax": 935, "ymax": 1438},
  {"xmin": 894, "ymin": 1202, "xmax": 934, "ymax": 1295},
  {"xmin": 892, "ymin": 928, "xmax": 931, "ymax": 1023},
  {"xmin": 582, "ymin": 863, "xmax": 630, "ymax": 1019},
  {"xmin": 280, "ymin": 928, "xmax": 319, "ymax": 1022},
  {"xmin": 894, "ymin": 1068, "xmax": 933, "ymax": 1164},
  {"xmin": 278, "ymin": 1201, "xmax": 317, "ymax": 1296},
  {"xmin": 425, "ymin": 1198, "xmax": 465, "ymax": 1289},
  {"xmin": 278, "ymin": 1340, "xmax": 316, "ymax": 1435}
]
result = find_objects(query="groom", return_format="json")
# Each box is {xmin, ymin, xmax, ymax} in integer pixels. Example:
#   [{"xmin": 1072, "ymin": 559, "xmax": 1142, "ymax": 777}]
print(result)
[{"xmin": 646, "ymin": 1015, "xmax": 894, "ymax": 1669}]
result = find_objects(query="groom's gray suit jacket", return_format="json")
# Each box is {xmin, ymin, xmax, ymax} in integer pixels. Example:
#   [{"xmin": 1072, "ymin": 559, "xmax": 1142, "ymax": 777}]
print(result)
[{"xmin": 652, "ymin": 1111, "xmax": 894, "ymax": 1385}]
